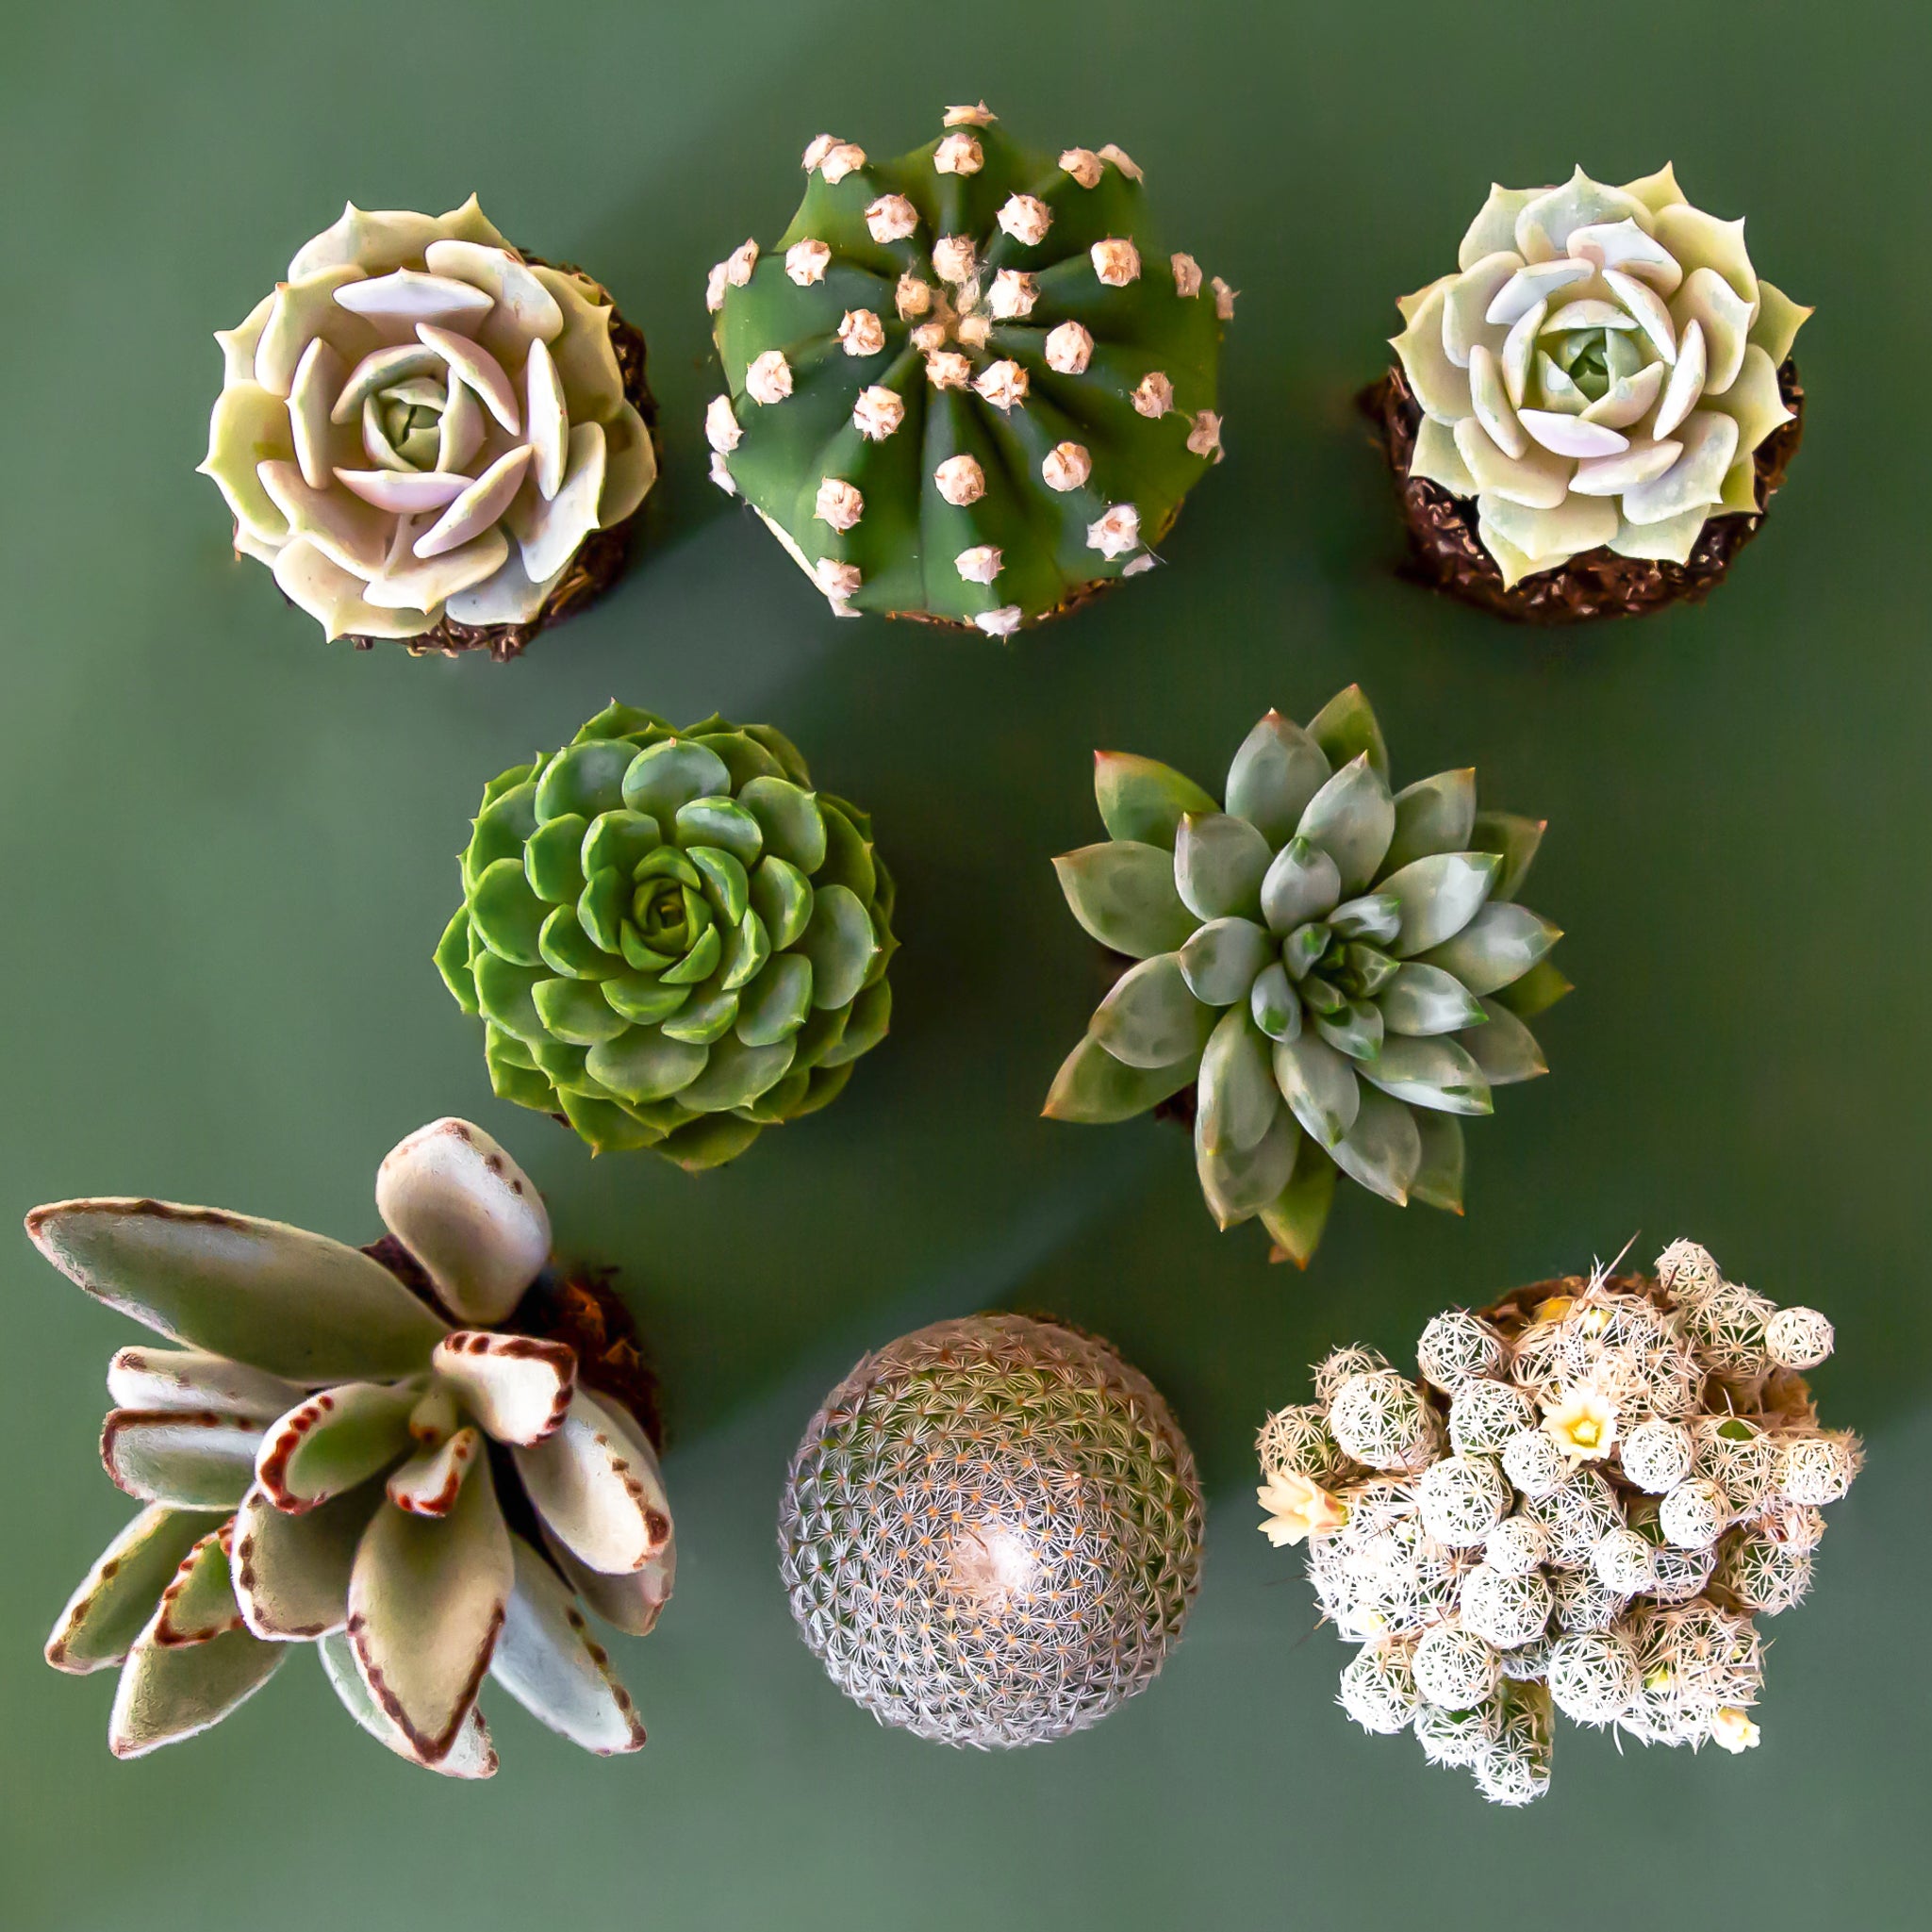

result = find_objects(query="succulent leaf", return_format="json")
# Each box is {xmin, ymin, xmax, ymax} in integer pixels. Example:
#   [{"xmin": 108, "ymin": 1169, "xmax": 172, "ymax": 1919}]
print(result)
[
  {"xmin": 431, "ymin": 1332, "xmax": 577, "ymax": 1446},
  {"xmin": 1179, "ymin": 917, "xmax": 1273, "ymax": 1007},
  {"xmin": 1261, "ymin": 838, "xmax": 1344, "ymax": 935},
  {"xmin": 232, "ymin": 1480, "xmax": 375, "ymax": 1640},
  {"xmin": 1198, "ymin": 1010, "xmax": 1281, "ymax": 1155},
  {"xmin": 107, "ymin": 1346, "xmax": 303, "ymax": 1422},
  {"xmin": 1408, "ymin": 1110, "xmax": 1467, "ymax": 1213},
  {"xmin": 255, "ymin": 1382, "xmax": 421, "ymax": 1513},
  {"xmin": 1305, "ymin": 685, "xmax": 1390, "ymax": 784},
  {"xmin": 1491, "ymin": 956, "xmax": 1574, "ymax": 1019},
  {"xmin": 319, "ymin": 1629, "xmax": 498, "ymax": 1779},
  {"xmin": 47, "ymin": 1506, "xmax": 222, "ymax": 1675},
  {"xmin": 101, "ymin": 1411, "xmax": 263, "ymax": 1510},
  {"xmin": 1094, "ymin": 752, "xmax": 1217, "ymax": 848},
  {"xmin": 1385, "ymin": 770, "xmax": 1479, "ymax": 873},
  {"xmin": 1329, "ymin": 1085, "xmax": 1425, "ymax": 1205},
  {"xmin": 1274, "ymin": 1032, "xmax": 1362, "ymax": 1148},
  {"xmin": 1463, "ymin": 998, "xmax": 1549, "ymax": 1082},
  {"xmin": 541, "ymin": 1526, "xmax": 675, "ymax": 1638},
  {"xmin": 1091, "ymin": 954, "xmax": 1214, "ymax": 1067},
  {"xmin": 1174, "ymin": 813, "xmax": 1272, "ymax": 923},
  {"xmin": 108, "ymin": 1614, "xmax": 285, "ymax": 1759},
  {"xmin": 1379, "ymin": 962, "xmax": 1490, "ymax": 1036},
  {"xmin": 1197, "ymin": 1104, "xmax": 1299, "ymax": 1228},
  {"xmin": 1259, "ymin": 1149, "xmax": 1336, "ymax": 1265},
  {"xmin": 1043, "ymin": 1032, "xmax": 1200, "ymax": 1123},
  {"xmin": 489, "ymin": 1537, "xmax": 647, "ymax": 1755},
  {"xmin": 511, "ymin": 1389, "xmax": 671, "ymax": 1577},
  {"xmin": 1224, "ymin": 714, "xmax": 1331, "ymax": 846},
  {"xmin": 1055, "ymin": 842, "xmax": 1197, "ymax": 957},
  {"xmin": 1380, "ymin": 851, "xmax": 1502, "ymax": 956},
  {"xmin": 1419, "ymin": 902, "xmax": 1560, "ymax": 996},
  {"xmin": 1361, "ymin": 1034, "xmax": 1494, "ymax": 1115},
  {"xmin": 1296, "ymin": 757, "xmax": 1395, "ymax": 895}
]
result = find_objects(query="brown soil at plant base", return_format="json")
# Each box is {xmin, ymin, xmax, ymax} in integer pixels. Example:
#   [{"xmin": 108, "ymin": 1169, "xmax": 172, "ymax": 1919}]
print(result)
[
  {"xmin": 1360, "ymin": 361, "xmax": 1804, "ymax": 623},
  {"xmin": 340, "ymin": 251, "xmax": 659, "ymax": 662}
]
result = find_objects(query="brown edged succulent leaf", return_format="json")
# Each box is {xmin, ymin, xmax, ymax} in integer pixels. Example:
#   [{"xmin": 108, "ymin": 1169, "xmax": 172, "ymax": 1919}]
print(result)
[
  {"xmin": 318, "ymin": 1630, "xmax": 497, "ymax": 1778},
  {"xmin": 255, "ymin": 1381, "xmax": 420, "ymax": 1512},
  {"xmin": 108, "ymin": 1616, "xmax": 285, "ymax": 1758},
  {"xmin": 26, "ymin": 1198, "xmax": 448, "ymax": 1381},
  {"xmin": 387, "ymin": 1426, "xmax": 483, "ymax": 1516},
  {"xmin": 431, "ymin": 1331, "xmax": 577, "ymax": 1445},
  {"xmin": 101, "ymin": 1410, "xmax": 262, "ymax": 1509},
  {"xmin": 107, "ymin": 1346, "xmax": 305, "ymax": 1421},
  {"xmin": 231, "ymin": 1479, "xmax": 379, "ymax": 1641},
  {"xmin": 346, "ymin": 1457, "xmax": 512, "ymax": 1764},
  {"xmin": 512, "ymin": 1387, "xmax": 671, "ymax": 1576},
  {"xmin": 150, "ymin": 1523, "xmax": 246, "ymax": 1645},
  {"xmin": 542, "ymin": 1523, "xmax": 675, "ymax": 1637},
  {"xmin": 489, "ymin": 1535, "xmax": 647, "ymax": 1754},
  {"xmin": 46, "ymin": 1505, "xmax": 223, "ymax": 1675}
]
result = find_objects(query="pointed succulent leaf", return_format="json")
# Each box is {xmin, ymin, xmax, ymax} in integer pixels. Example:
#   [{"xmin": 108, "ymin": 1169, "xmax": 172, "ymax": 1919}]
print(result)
[
  {"xmin": 232, "ymin": 1480, "xmax": 376, "ymax": 1640},
  {"xmin": 1249, "ymin": 961, "xmax": 1302, "ymax": 1042},
  {"xmin": 541, "ymin": 1523, "xmax": 674, "ymax": 1637},
  {"xmin": 676, "ymin": 1033, "xmax": 797, "ymax": 1113},
  {"xmin": 1260, "ymin": 1149, "xmax": 1336, "ymax": 1267},
  {"xmin": 750, "ymin": 855, "xmax": 815, "ymax": 951},
  {"xmin": 319, "ymin": 1629, "xmax": 498, "ymax": 1778},
  {"xmin": 1328, "ymin": 1085, "xmax": 1424, "ymax": 1206},
  {"xmin": 1314, "ymin": 998, "xmax": 1384, "ymax": 1063},
  {"xmin": 1272, "ymin": 1032, "xmax": 1362, "ymax": 1148},
  {"xmin": 1306, "ymin": 686, "xmax": 1390, "ymax": 782},
  {"xmin": 102, "ymin": 1411, "xmax": 262, "ymax": 1510},
  {"xmin": 1361, "ymin": 1034, "xmax": 1493, "ymax": 1115},
  {"xmin": 108, "ymin": 1617, "xmax": 284, "ymax": 1759},
  {"xmin": 374, "ymin": 1118, "xmax": 551, "ymax": 1327},
  {"xmin": 256, "ymin": 1381, "xmax": 420, "ymax": 1513},
  {"xmin": 1327, "ymin": 894, "xmax": 1402, "ymax": 946},
  {"xmin": 149, "ymin": 1525, "xmax": 249, "ymax": 1646},
  {"xmin": 1463, "ymin": 999, "xmax": 1548, "ymax": 1083},
  {"xmin": 107, "ymin": 1347, "xmax": 303, "ymax": 1421},
  {"xmin": 1053, "ymin": 843, "xmax": 1197, "ymax": 959},
  {"xmin": 47, "ymin": 1506, "xmax": 221, "ymax": 1674},
  {"xmin": 1296, "ymin": 755, "xmax": 1395, "ymax": 894},
  {"xmin": 1174, "ymin": 812, "xmax": 1272, "ymax": 923},
  {"xmin": 387, "ymin": 1428, "xmax": 485, "ymax": 1517},
  {"xmin": 1379, "ymin": 851, "xmax": 1502, "ymax": 956},
  {"xmin": 432, "ymin": 1332, "xmax": 577, "ymax": 1446},
  {"xmin": 796, "ymin": 883, "xmax": 878, "ymax": 1010},
  {"xmin": 490, "ymin": 1536, "xmax": 648, "ymax": 1755},
  {"xmin": 347, "ymin": 1461, "xmax": 513, "ymax": 1764},
  {"xmin": 1198, "ymin": 1009, "xmax": 1281, "ymax": 1155},
  {"xmin": 1469, "ymin": 810, "xmax": 1545, "ymax": 901},
  {"xmin": 1178, "ymin": 917, "xmax": 1272, "ymax": 1008},
  {"xmin": 1196, "ymin": 1104, "xmax": 1298, "ymax": 1229},
  {"xmin": 737, "ymin": 777, "xmax": 826, "ymax": 872},
  {"xmin": 512, "ymin": 1389, "xmax": 671, "ymax": 1576},
  {"xmin": 1090, "ymin": 954, "xmax": 1214, "ymax": 1068},
  {"xmin": 1261, "ymin": 838, "xmax": 1342, "ymax": 935},
  {"xmin": 1093, "ymin": 751, "xmax": 1217, "ymax": 849},
  {"xmin": 1410, "ymin": 1111, "xmax": 1466, "ymax": 1214},
  {"xmin": 1043, "ymin": 1033, "xmax": 1201, "ymax": 1123},
  {"xmin": 1281, "ymin": 920, "xmax": 1330, "ymax": 982},
  {"xmin": 1418, "ymin": 902, "xmax": 1560, "ymax": 996},
  {"xmin": 1384, "ymin": 770, "xmax": 1478, "ymax": 874},
  {"xmin": 26, "ymin": 1200, "xmax": 448, "ymax": 1382},
  {"xmin": 1491, "ymin": 957, "xmax": 1573, "ymax": 1019},
  {"xmin": 1379, "ymin": 962, "xmax": 1490, "ymax": 1036},
  {"xmin": 1223, "ymin": 713, "xmax": 1331, "ymax": 846}
]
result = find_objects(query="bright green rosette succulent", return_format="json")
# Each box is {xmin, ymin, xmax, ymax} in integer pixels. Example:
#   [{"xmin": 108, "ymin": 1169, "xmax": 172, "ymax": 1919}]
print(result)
[
  {"xmin": 705, "ymin": 102, "xmax": 1231, "ymax": 632},
  {"xmin": 438, "ymin": 703, "xmax": 897, "ymax": 1164},
  {"xmin": 1044, "ymin": 688, "xmax": 1569, "ymax": 1263}
]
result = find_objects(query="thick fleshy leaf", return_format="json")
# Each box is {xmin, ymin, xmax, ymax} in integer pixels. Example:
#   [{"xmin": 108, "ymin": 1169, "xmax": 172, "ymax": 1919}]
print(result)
[
  {"xmin": 796, "ymin": 884, "xmax": 878, "ymax": 1011},
  {"xmin": 255, "ymin": 1381, "xmax": 420, "ymax": 1513},
  {"xmin": 1281, "ymin": 920, "xmax": 1330, "ymax": 982},
  {"xmin": 319, "ymin": 1629, "xmax": 498, "ymax": 1778},
  {"xmin": 1361, "ymin": 1035, "xmax": 1493, "ymax": 1115},
  {"xmin": 1384, "ymin": 771, "xmax": 1478, "ymax": 875},
  {"xmin": 1329, "ymin": 1087, "xmax": 1424, "ymax": 1206},
  {"xmin": 1197, "ymin": 1103, "xmax": 1297, "ymax": 1229},
  {"xmin": 1272, "ymin": 1033, "xmax": 1361, "ymax": 1148},
  {"xmin": 738, "ymin": 778, "xmax": 827, "ymax": 872},
  {"xmin": 677, "ymin": 1033, "xmax": 797, "ymax": 1112},
  {"xmin": 1178, "ymin": 917, "xmax": 1272, "ymax": 1008},
  {"xmin": 102, "ymin": 1412, "xmax": 261, "ymax": 1509},
  {"xmin": 1090, "ymin": 954, "xmax": 1214, "ymax": 1068},
  {"xmin": 1306, "ymin": 686, "xmax": 1390, "ymax": 783},
  {"xmin": 513, "ymin": 1389, "xmax": 671, "ymax": 1576},
  {"xmin": 1260, "ymin": 1150, "xmax": 1336, "ymax": 1267},
  {"xmin": 1327, "ymin": 895, "xmax": 1402, "ymax": 947},
  {"xmin": 490, "ymin": 1536, "xmax": 648, "ymax": 1755},
  {"xmin": 1043, "ymin": 1033, "xmax": 1200, "ymax": 1123},
  {"xmin": 148, "ymin": 1526, "xmax": 246, "ymax": 1645},
  {"xmin": 1296, "ymin": 756, "xmax": 1395, "ymax": 895},
  {"xmin": 1379, "ymin": 852, "xmax": 1501, "ymax": 956},
  {"xmin": 1379, "ymin": 963, "xmax": 1489, "ymax": 1036},
  {"xmin": 1174, "ymin": 813, "xmax": 1271, "ymax": 923},
  {"xmin": 387, "ymin": 1428, "xmax": 485, "ymax": 1517},
  {"xmin": 432, "ymin": 1331, "xmax": 577, "ymax": 1446},
  {"xmin": 621, "ymin": 740, "xmax": 733, "ymax": 822},
  {"xmin": 543, "ymin": 1525, "xmax": 675, "ymax": 1637},
  {"xmin": 107, "ymin": 1347, "xmax": 302, "ymax": 1421},
  {"xmin": 47, "ymin": 1506, "xmax": 221, "ymax": 1674},
  {"xmin": 1094, "ymin": 752, "xmax": 1216, "ymax": 849},
  {"xmin": 1224, "ymin": 714, "xmax": 1330, "ymax": 846},
  {"xmin": 1197, "ymin": 1009, "xmax": 1280, "ymax": 1155},
  {"xmin": 584, "ymin": 1027, "xmax": 705, "ymax": 1104},
  {"xmin": 1491, "ymin": 957, "xmax": 1574, "ymax": 1020},
  {"xmin": 232, "ymin": 1480, "xmax": 376, "ymax": 1640},
  {"xmin": 1054, "ymin": 843, "xmax": 1197, "ymax": 959},
  {"xmin": 27, "ymin": 1200, "xmax": 447, "ymax": 1382},
  {"xmin": 1410, "ymin": 1112, "xmax": 1467, "ymax": 1214},
  {"xmin": 108, "ymin": 1619, "xmax": 285, "ymax": 1759},
  {"xmin": 1418, "ymin": 903, "xmax": 1560, "ymax": 996},
  {"xmin": 1463, "ymin": 999, "xmax": 1548, "ymax": 1083},
  {"xmin": 374, "ymin": 1118, "xmax": 551, "ymax": 1328},
  {"xmin": 1468, "ymin": 812, "xmax": 1545, "ymax": 901},
  {"xmin": 1260, "ymin": 838, "xmax": 1342, "ymax": 935},
  {"xmin": 1314, "ymin": 999, "xmax": 1384, "ymax": 1063},
  {"xmin": 347, "ymin": 1463, "xmax": 513, "ymax": 1763},
  {"xmin": 1249, "ymin": 962, "xmax": 1302, "ymax": 1041}
]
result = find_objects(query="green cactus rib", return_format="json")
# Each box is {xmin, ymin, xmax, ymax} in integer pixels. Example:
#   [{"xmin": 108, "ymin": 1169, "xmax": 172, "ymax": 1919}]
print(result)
[
  {"xmin": 437, "ymin": 702, "xmax": 897, "ymax": 1164},
  {"xmin": 708, "ymin": 111, "xmax": 1230, "ymax": 630}
]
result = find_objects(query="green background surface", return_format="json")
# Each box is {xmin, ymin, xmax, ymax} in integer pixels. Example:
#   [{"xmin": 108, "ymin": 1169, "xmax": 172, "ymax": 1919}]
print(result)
[{"xmin": 4, "ymin": 2, "xmax": 1926, "ymax": 1925}]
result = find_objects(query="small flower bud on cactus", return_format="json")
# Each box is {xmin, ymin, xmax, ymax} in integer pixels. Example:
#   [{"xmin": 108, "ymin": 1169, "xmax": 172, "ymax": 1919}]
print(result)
[
  {"xmin": 1255, "ymin": 1239, "xmax": 1859, "ymax": 1800},
  {"xmin": 707, "ymin": 105, "xmax": 1230, "ymax": 630}
]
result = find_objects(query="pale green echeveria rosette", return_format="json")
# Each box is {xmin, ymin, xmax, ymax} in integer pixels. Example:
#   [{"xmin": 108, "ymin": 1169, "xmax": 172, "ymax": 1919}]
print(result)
[
  {"xmin": 32, "ymin": 1118, "xmax": 671, "ymax": 1778},
  {"xmin": 1391, "ymin": 167, "xmax": 1810, "ymax": 587},
  {"xmin": 1045, "ymin": 688, "xmax": 1569, "ymax": 1264},
  {"xmin": 200, "ymin": 198, "xmax": 655, "ymax": 641}
]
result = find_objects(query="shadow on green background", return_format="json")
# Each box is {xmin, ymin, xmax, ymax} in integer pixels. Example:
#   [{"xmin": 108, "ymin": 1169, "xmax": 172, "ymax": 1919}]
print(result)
[{"xmin": 2, "ymin": 2, "xmax": 1924, "ymax": 1925}]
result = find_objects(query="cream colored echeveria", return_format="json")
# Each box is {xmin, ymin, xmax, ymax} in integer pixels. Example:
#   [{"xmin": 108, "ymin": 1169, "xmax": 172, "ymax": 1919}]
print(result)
[
  {"xmin": 202, "ymin": 199, "xmax": 655, "ymax": 640},
  {"xmin": 1392, "ymin": 168, "xmax": 1809, "ymax": 586}
]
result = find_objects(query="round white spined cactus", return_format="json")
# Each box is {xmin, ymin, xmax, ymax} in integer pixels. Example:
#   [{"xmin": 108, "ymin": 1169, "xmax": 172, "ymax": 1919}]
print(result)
[
  {"xmin": 1412, "ymin": 1624, "xmax": 1500, "ymax": 1709},
  {"xmin": 1459, "ymin": 1563, "xmax": 1553, "ymax": 1649},
  {"xmin": 1449, "ymin": 1379, "xmax": 1537, "ymax": 1456},
  {"xmin": 1329, "ymin": 1371, "xmax": 1438, "ymax": 1472},
  {"xmin": 1544, "ymin": 1629, "xmax": 1639, "ymax": 1725},
  {"xmin": 1417, "ymin": 1310, "xmax": 1505, "ymax": 1390},
  {"xmin": 1391, "ymin": 167, "xmax": 1809, "ymax": 588},
  {"xmin": 1337, "ymin": 1642, "xmax": 1421, "ymax": 1734},
  {"xmin": 1256, "ymin": 1403, "xmax": 1350, "ymax": 1484},
  {"xmin": 1416, "ymin": 1454, "xmax": 1511, "ymax": 1547},
  {"xmin": 202, "ymin": 199, "xmax": 655, "ymax": 651}
]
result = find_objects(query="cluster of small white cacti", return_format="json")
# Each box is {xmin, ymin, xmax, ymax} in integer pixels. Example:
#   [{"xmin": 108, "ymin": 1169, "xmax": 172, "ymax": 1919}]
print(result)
[{"xmin": 1256, "ymin": 1241, "xmax": 1859, "ymax": 1804}]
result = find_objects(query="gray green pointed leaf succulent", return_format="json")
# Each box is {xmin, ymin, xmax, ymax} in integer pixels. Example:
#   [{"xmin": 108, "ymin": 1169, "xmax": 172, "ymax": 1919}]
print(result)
[
  {"xmin": 438, "ymin": 705, "xmax": 897, "ymax": 1164},
  {"xmin": 30, "ymin": 1118, "xmax": 669, "ymax": 1776},
  {"xmin": 1046, "ymin": 688, "xmax": 1568, "ymax": 1263},
  {"xmin": 1392, "ymin": 166, "xmax": 1810, "ymax": 586}
]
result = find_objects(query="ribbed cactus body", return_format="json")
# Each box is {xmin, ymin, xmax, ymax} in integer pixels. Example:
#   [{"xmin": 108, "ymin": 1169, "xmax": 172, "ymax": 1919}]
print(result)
[
  {"xmin": 708, "ymin": 107, "xmax": 1230, "ymax": 631},
  {"xmin": 778, "ymin": 1314, "xmax": 1203, "ymax": 1746}
]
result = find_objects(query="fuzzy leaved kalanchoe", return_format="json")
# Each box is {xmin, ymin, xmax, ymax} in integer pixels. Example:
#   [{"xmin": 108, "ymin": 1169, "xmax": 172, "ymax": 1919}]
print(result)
[
  {"xmin": 1045, "ymin": 686, "xmax": 1566, "ymax": 1264},
  {"xmin": 706, "ymin": 103, "xmax": 1231, "ymax": 632},
  {"xmin": 202, "ymin": 198, "xmax": 655, "ymax": 657},
  {"xmin": 1257, "ymin": 1242, "xmax": 1858, "ymax": 1804},
  {"xmin": 1376, "ymin": 167, "xmax": 1808, "ymax": 620},
  {"xmin": 34, "ymin": 1119, "xmax": 672, "ymax": 1776},
  {"xmin": 438, "ymin": 703, "xmax": 896, "ymax": 1164}
]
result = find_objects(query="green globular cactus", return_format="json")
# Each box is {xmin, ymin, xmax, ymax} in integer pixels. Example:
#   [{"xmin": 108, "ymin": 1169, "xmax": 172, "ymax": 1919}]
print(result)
[
  {"xmin": 436, "ymin": 703, "xmax": 897, "ymax": 1164},
  {"xmin": 705, "ymin": 103, "xmax": 1231, "ymax": 633}
]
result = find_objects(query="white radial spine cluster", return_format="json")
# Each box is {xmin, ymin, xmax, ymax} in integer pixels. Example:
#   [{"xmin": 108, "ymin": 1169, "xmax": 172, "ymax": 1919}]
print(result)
[{"xmin": 1258, "ymin": 1238, "xmax": 1858, "ymax": 1804}]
